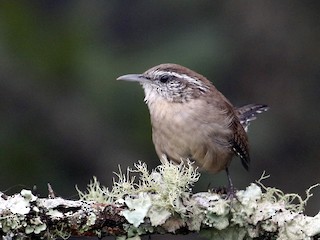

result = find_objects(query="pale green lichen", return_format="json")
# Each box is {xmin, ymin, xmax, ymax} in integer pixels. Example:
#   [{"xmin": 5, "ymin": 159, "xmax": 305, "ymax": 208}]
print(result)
[
  {"xmin": 78, "ymin": 159, "xmax": 200, "ymax": 230},
  {"xmin": 124, "ymin": 223, "xmax": 155, "ymax": 238},
  {"xmin": 8, "ymin": 189, "xmax": 37, "ymax": 215},
  {"xmin": 117, "ymin": 235, "xmax": 142, "ymax": 240},
  {"xmin": 255, "ymin": 171, "xmax": 319, "ymax": 213},
  {"xmin": 304, "ymin": 212, "xmax": 320, "ymax": 236},
  {"xmin": 112, "ymin": 158, "xmax": 200, "ymax": 210},
  {"xmin": 47, "ymin": 209, "xmax": 64, "ymax": 219},
  {"xmin": 76, "ymin": 176, "xmax": 110, "ymax": 204},
  {"xmin": 203, "ymin": 197, "xmax": 230, "ymax": 230},
  {"xmin": 0, "ymin": 215, "xmax": 21, "ymax": 233},
  {"xmin": 86, "ymin": 212, "xmax": 97, "ymax": 227},
  {"xmin": 77, "ymin": 159, "xmax": 200, "ymax": 238},
  {"xmin": 0, "ymin": 189, "xmax": 47, "ymax": 238},
  {"xmin": 201, "ymin": 225, "xmax": 247, "ymax": 240},
  {"xmin": 227, "ymin": 173, "xmax": 320, "ymax": 240},
  {"xmin": 147, "ymin": 206, "xmax": 171, "ymax": 226},
  {"xmin": 51, "ymin": 223, "xmax": 72, "ymax": 240},
  {"xmin": 194, "ymin": 192, "xmax": 230, "ymax": 231},
  {"xmin": 79, "ymin": 212, "xmax": 98, "ymax": 232},
  {"xmin": 198, "ymin": 180, "xmax": 320, "ymax": 240},
  {"xmin": 78, "ymin": 162, "xmax": 319, "ymax": 240},
  {"xmin": 8, "ymin": 195, "xmax": 30, "ymax": 215},
  {"xmin": 20, "ymin": 190, "xmax": 37, "ymax": 202},
  {"xmin": 122, "ymin": 193, "xmax": 152, "ymax": 227},
  {"xmin": 28, "ymin": 216, "xmax": 46, "ymax": 234}
]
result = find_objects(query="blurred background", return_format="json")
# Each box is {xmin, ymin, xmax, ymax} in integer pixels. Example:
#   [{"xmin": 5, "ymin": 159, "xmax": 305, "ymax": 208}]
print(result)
[{"xmin": 0, "ymin": 0, "xmax": 319, "ymax": 234}]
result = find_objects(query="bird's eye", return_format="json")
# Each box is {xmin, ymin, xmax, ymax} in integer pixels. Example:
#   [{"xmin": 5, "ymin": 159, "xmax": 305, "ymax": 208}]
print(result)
[{"xmin": 159, "ymin": 75, "xmax": 170, "ymax": 83}]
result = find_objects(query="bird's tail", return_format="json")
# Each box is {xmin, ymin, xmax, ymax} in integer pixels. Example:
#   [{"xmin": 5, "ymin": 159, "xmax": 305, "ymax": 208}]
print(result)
[{"xmin": 236, "ymin": 104, "xmax": 269, "ymax": 131}]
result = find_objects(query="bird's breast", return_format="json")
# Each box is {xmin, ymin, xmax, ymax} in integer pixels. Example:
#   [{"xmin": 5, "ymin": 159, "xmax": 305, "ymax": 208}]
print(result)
[{"xmin": 147, "ymin": 98, "xmax": 234, "ymax": 173}]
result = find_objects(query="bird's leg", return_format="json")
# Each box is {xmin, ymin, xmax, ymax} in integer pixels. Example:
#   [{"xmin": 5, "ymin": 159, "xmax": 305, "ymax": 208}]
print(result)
[{"xmin": 225, "ymin": 167, "xmax": 236, "ymax": 199}]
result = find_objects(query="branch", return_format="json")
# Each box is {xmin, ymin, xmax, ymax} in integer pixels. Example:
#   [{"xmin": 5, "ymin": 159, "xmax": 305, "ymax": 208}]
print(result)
[{"xmin": 0, "ymin": 160, "xmax": 319, "ymax": 240}]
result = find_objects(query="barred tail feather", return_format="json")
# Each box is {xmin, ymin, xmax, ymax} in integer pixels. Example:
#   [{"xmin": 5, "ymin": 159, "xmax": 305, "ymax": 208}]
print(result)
[{"xmin": 236, "ymin": 104, "xmax": 269, "ymax": 131}]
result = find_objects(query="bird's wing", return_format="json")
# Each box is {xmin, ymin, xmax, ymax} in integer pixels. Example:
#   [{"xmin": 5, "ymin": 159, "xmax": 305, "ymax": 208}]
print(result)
[
  {"xmin": 230, "ymin": 119, "xmax": 250, "ymax": 171},
  {"xmin": 212, "ymin": 98, "xmax": 251, "ymax": 171}
]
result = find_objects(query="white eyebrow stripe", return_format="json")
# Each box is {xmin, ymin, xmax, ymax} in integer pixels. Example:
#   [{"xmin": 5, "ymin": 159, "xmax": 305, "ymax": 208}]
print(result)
[{"xmin": 153, "ymin": 70, "xmax": 210, "ymax": 92}]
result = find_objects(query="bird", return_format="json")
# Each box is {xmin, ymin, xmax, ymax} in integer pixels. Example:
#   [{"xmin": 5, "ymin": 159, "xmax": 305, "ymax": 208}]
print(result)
[{"xmin": 117, "ymin": 63, "xmax": 268, "ymax": 194}]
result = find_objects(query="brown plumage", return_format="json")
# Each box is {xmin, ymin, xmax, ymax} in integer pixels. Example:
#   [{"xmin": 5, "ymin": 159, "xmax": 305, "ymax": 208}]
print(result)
[{"xmin": 117, "ymin": 63, "xmax": 268, "ymax": 191}]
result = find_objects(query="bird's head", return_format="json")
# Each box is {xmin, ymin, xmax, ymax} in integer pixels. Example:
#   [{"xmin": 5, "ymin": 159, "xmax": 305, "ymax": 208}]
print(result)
[{"xmin": 117, "ymin": 63, "xmax": 213, "ymax": 103}]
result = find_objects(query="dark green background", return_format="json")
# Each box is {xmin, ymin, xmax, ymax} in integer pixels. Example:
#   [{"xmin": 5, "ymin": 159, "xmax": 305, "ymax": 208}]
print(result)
[{"xmin": 0, "ymin": 1, "xmax": 319, "ymax": 228}]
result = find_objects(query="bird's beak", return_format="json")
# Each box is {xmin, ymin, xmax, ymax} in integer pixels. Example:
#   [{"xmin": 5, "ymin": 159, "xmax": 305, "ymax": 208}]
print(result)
[{"xmin": 117, "ymin": 74, "xmax": 148, "ymax": 83}]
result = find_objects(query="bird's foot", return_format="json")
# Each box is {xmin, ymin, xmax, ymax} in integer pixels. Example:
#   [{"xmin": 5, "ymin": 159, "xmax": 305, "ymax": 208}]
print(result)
[
  {"xmin": 208, "ymin": 186, "xmax": 227, "ymax": 195},
  {"xmin": 208, "ymin": 186, "xmax": 238, "ymax": 201},
  {"xmin": 225, "ymin": 185, "xmax": 238, "ymax": 200},
  {"xmin": 225, "ymin": 167, "xmax": 238, "ymax": 200}
]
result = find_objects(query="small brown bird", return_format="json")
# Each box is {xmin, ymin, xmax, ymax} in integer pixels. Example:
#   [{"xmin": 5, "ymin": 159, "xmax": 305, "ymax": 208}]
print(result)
[{"xmin": 117, "ymin": 63, "xmax": 268, "ymax": 192}]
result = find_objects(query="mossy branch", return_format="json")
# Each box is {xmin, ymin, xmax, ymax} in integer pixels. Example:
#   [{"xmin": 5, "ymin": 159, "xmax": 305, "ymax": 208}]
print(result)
[{"xmin": 0, "ymin": 160, "xmax": 319, "ymax": 240}]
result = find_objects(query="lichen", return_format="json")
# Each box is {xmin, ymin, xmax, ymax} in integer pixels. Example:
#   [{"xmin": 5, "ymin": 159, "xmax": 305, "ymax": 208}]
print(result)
[
  {"xmin": 47, "ymin": 209, "xmax": 64, "ymax": 219},
  {"xmin": 52, "ymin": 223, "xmax": 71, "ymax": 240},
  {"xmin": 78, "ymin": 162, "xmax": 319, "ymax": 240},
  {"xmin": 7, "ymin": 189, "xmax": 37, "ymax": 215},
  {"xmin": 304, "ymin": 212, "xmax": 320, "ymax": 236},
  {"xmin": 201, "ymin": 225, "xmax": 247, "ymax": 240},
  {"xmin": 76, "ymin": 176, "xmax": 110, "ymax": 204},
  {"xmin": 78, "ymin": 158, "xmax": 200, "ymax": 231},
  {"xmin": 122, "ymin": 193, "xmax": 152, "ymax": 227},
  {"xmin": 228, "ymin": 173, "xmax": 320, "ymax": 240},
  {"xmin": 20, "ymin": 190, "xmax": 37, "ymax": 202},
  {"xmin": 147, "ymin": 206, "xmax": 171, "ymax": 226},
  {"xmin": 255, "ymin": 171, "xmax": 319, "ymax": 213},
  {"xmin": 0, "ymin": 189, "xmax": 47, "ymax": 238},
  {"xmin": 80, "ymin": 212, "xmax": 97, "ymax": 232},
  {"xmin": 27, "ymin": 216, "xmax": 46, "ymax": 234},
  {"xmin": 76, "ymin": 159, "xmax": 201, "ymax": 238}
]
